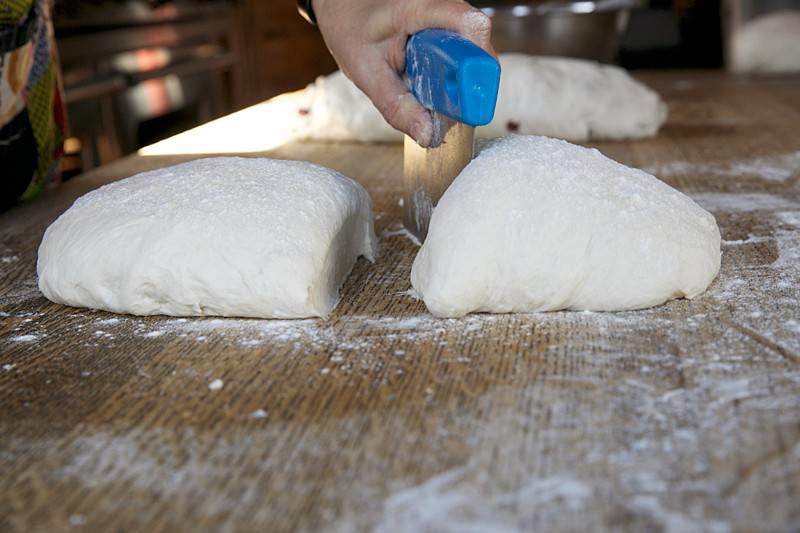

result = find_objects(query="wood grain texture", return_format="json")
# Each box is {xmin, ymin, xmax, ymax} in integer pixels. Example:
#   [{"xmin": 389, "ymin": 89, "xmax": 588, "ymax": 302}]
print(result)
[
  {"xmin": 1, "ymin": 71, "xmax": 799, "ymax": 533},
  {"xmin": 230, "ymin": 1, "xmax": 337, "ymax": 108}
]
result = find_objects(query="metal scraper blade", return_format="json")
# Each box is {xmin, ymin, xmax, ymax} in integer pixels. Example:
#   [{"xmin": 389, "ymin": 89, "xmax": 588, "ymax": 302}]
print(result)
[{"xmin": 403, "ymin": 114, "xmax": 474, "ymax": 242}]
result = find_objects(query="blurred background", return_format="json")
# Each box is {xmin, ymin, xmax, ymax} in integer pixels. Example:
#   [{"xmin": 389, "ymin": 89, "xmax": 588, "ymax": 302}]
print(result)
[
  {"xmin": 53, "ymin": 0, "xmax": 798, "ymax": 175},
  {"xmin": 55, "ymin": 0, "xmax": 335, "ymax": 176}
]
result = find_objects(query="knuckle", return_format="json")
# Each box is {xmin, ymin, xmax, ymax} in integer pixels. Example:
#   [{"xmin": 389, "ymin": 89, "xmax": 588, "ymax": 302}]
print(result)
[{"xmin": 464, "ymin": 7, "xmax": 492, "ymax": 38}]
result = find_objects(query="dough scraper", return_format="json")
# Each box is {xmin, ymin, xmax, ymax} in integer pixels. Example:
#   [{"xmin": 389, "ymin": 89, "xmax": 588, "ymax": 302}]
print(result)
[{"xmin": 403, "ymin": 29, "xmax": 501, "ymax": 242}]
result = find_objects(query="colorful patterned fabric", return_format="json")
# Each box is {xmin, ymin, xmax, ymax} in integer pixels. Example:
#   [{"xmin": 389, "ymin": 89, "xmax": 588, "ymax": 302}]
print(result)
[
  {"xmin": 0, "ymin": 0, "xmax": 33, "ymax": 25},
  {"xmin": 0, "ymin": 0, "xmax": 65, "ymax": 211}
]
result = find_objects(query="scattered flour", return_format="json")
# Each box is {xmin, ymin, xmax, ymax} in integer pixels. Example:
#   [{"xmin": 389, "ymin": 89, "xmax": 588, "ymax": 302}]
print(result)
[
  {"xmin": 42, "ymin": 361, "xmax": 799, "ymax": 532},
  {"xmin": 690, "ymin": 192, "xmax": 799, "ymax": 213},
  {"xmin": 772, "ymin": 214, "xmax": 800, "ymax": 270},
  {"xmin": 398, "ymin": 288, "xmax": 422, "ymax": 301},
  {"xmin": 648, "ymin": 151, "xmax": 800, "ymax": 182},
  {"xmin": 8, "ymin": 334, "xmax": 39, "ymax": 342},
  {"xmin": 2, "ymin": 173, "xmax": 798, "ymax": 532},
  {"xmin": 380, "ymin": 224, "xmax": 421, "ymax": 247},
  {"xmin": 722, "ymin": 235, "xmax": 770, "ymax": 245},
  {"xmin": 68, "ymin": 515, "xmax": 87, "ymax": 526},
  {"xmin": 374, "ymin": 469, "xmax": 594, "ymax": 533},
  {"xmin": 31, "ymin": 312, "xmax": 509, "ymax": 354},
  {"xmin": 776, "ymin": 210, "xmax": 800, "ymax": 226}
]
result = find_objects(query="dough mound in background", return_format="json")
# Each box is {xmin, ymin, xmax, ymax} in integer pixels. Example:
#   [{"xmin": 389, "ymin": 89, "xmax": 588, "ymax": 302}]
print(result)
[
  {"xmin": 300, "ymin": 54, "xmax": 668, "ymax": 143},
  {"xmin": 485, "ymin": 54, "xmax": 668, "ymax": 140},
  {"xmin": 729, "ymin": 11, "xmax": 800, "ymax": 75},
  {"xmin": 38, "ymin": 157, "xmax": 377, "ymax": 319},
  {"xmin": 411, "ymin": 136, "xmax": 721, "ymax": 318}
]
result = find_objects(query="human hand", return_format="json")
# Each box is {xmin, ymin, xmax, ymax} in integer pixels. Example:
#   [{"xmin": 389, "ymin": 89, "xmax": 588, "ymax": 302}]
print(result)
[{"xmin": 312, "ymin": 0, "xmax": 495, "ymax": 147}]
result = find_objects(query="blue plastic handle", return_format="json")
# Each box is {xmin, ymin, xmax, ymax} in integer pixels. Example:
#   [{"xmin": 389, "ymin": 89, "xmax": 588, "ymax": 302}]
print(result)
[{"xmin": 405, "ymin": 29, "xmax": 501, "ymax": 127}]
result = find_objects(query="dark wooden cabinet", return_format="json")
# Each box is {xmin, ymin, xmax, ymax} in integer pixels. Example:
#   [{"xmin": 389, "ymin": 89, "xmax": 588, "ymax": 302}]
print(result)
[{"xmin": 230, "ymin": 0, "xmax": 338, "ymax": 109}]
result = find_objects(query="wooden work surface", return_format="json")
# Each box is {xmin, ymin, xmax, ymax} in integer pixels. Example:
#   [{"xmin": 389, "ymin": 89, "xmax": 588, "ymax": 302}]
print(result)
[{"xmin": 2, "ymin": 71, "xmax": 799, "ymax": 532}]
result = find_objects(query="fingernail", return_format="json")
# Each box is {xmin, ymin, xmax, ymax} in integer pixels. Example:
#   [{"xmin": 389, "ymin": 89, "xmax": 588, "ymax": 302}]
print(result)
[{"xmin": 412, "ymin": 118, "xmax": 433, "ymax": 148}]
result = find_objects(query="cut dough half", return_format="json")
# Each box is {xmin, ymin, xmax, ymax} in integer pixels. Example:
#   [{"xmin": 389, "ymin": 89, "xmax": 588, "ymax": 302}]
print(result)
[
  {"xmin": 411, "ymin": 136, "xmax": 721, "ymax": 318},
  {"xmin": 38, "ymin": 157, "xmax": 377, "ymax": 319}
]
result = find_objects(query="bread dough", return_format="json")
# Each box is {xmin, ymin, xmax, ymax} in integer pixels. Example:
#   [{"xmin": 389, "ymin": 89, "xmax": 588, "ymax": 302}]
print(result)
[
  {"xmin": 482, "ymin": 54, "xmax": 667, "ymax": 140},
  {"xmin": 300, "ymin": 54, "xmax": 667, "ymax": 142},
  {"xmin": 411, "ymin": 136, "xmax": 721, "ymax": 317},
  {"xmin": 304, "ymin": 71, "xmax": 400, "ymax": 143},
  {"xmin": 729, "ymin": 11, "xmax": 800, "ymax": 75},
  {"xmin": 37, "ymin": 157, "xmax": 377, "ymax": 319}
]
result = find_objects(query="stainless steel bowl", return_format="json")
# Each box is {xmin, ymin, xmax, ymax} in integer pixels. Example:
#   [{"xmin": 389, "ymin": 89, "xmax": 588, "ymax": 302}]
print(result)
[{"xmin": 473, "ymin": 0, "xmax": 641, "ymax": 63}]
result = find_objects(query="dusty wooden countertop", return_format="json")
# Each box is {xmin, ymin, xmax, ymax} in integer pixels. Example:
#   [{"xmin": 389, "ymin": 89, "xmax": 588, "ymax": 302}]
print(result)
[{"xmin": 1, "ymin": 71, "xmax": 799, "ymax": 532}]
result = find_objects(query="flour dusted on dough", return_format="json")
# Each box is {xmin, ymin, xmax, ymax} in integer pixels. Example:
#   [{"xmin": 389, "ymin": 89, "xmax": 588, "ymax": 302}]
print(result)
[
  {"xmin": 299, "ymin": 54, "xmax": 667, "ymax": 142},
  {"xmin": 37, "ymin": 157, "xmax": 377, "ymax": 319},
  {"xmin": 411, "ymin": 136, "xmax": 721, "ymax": 318}
]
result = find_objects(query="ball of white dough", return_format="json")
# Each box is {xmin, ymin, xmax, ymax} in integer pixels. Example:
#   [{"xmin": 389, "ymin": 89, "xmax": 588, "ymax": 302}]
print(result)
[
  {"xmin": 411, "ymin": 136, "xmax": 721, "ymax": 317},
  {"xmin": 38, "ymin": 157, "xmax": 377, "ymax": 319}
]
